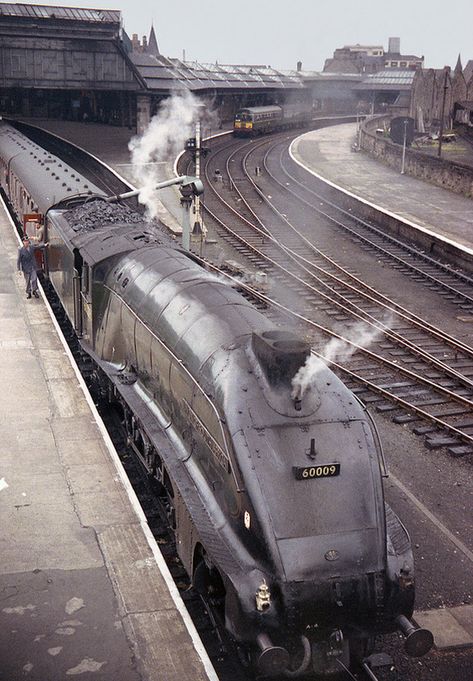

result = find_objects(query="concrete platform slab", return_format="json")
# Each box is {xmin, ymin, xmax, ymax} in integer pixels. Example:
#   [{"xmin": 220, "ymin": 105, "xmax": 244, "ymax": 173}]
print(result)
[
  {"xmin": 0, "ymin": 501, "xmax": 103, "ymax": 572},
  {"xmin": 57, "ymin": 437, "xmax": 111, "ymax": 467},
  {"xmin": 48, "ymin": 378, "xmax": 92, "ymax": 418},
  {"xmin": 38, "ymin": 347, "xmax": 78, "ymax": 379},
  {"xmin": 72, "ymin": 489, "xmax": 141, "ymax": 528},
  {"xmin": 50, "ymin": 414, "xmax": 103, "ymax": 442},
  {"xmin": 449, "ymin": 605, "xmax": 473, "ymax": 637},
  {"xmin": 0, "ymin": 470, "xmax": 70, "ymax": 504},
  {"xmin": 128, "ymin": 610, "xmax": 210, "ymax": 681},
  {"xmin": 65, "ymin": 462, "xmax": 122, "ymax": 495},
  {"xmin": 0, "ymin": 567, "xmax": 140, "ymax": 681},
  {"xmin": 415, "ymin": 608, "xmax": 473, "ymax": 650},
  {"xmin": 98, "ymin": 524, "xmax": 176, "ymax": 613}
]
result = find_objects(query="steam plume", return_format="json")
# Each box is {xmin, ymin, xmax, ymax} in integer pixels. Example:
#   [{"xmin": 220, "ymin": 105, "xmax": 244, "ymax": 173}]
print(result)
[
  {"xmin": 128, "ymin": 91, "xmax": 201, "ymax": 219},
  {"xmin": 291, "ymin": 318, "xmax": 390, "ymax": 400}
]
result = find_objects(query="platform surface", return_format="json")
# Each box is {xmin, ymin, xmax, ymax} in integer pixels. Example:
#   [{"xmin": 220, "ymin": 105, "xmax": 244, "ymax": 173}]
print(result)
[
  {"xmin": 0, "ymin": 199, "xmax": 215, "ymax": 680},
  {"xmin": 291, "ymin": 123, "xmax": 473, "ymax": 255}
]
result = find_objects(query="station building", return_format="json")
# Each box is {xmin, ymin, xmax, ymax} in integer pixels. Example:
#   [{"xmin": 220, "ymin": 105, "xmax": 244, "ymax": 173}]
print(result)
[
  {"xmin": 0, "ymin": 2, "xmax": 309, "ymax": 133},
  {"xmin": 411, "ymin": 56, "xmax": 473, "ymax": 131},
  {"xmin": 1, "ymin": 3, "xmax": 470, "ymax": 135}
]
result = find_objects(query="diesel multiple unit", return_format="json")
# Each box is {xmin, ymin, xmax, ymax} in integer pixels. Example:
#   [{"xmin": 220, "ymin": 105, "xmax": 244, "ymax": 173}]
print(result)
[{"xmin": 233, "ymin": 103, "xmax": 312, "ymax": 136}]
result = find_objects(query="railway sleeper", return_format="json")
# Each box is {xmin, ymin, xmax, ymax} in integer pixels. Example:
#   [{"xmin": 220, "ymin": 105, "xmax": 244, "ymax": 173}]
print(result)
[
  {"xmin": 412, "ymin": 425, "xmax": 437, "ymax": 435},
  {"xmin": 425, "ymin": 436, "xmax": 461, "ymax": 449},
  {"xmin": 392, "ymin": 414, "xmax": 420, "ymax": 424},
  {"xmin": 448, "ymin": 445, "xmax": 473, "ymax": 457},
  {"xmin": 375, "ymin": 403, "xmax": 399, "ymax": 413}
]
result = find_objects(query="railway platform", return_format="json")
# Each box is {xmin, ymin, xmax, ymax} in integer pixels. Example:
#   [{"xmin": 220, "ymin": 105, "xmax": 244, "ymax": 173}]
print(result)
[
  {"xmin": 0, "ymin": 198, "xmax": 216, "ymax": 680},
  {"xmin": 291, "ymin": 123, "xmax": 473, "ymax": 264}
]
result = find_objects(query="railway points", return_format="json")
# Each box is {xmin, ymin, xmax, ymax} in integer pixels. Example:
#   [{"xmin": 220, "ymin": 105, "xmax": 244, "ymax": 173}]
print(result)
[{"xmin": 0, "ymin": 197, "xmax": 217, "ymax": 680}]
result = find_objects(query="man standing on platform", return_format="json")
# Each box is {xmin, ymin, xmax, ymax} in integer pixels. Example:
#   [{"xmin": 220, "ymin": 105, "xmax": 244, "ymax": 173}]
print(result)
[{"xmin": 17, "ymin": 236, "xmax": 48, "ymax": 299}]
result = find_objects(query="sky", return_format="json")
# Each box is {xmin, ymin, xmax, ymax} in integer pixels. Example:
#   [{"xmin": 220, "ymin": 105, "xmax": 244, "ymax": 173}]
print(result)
[{"xmin": 24, "ymin": 0, "xmax": 473, "ymax": 71}]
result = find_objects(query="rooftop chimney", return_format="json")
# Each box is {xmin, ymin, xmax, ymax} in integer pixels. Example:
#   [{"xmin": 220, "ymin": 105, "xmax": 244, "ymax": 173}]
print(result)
[{"xmin": 388, "ymin": 37, "xmax": 400, "ymax": 54}]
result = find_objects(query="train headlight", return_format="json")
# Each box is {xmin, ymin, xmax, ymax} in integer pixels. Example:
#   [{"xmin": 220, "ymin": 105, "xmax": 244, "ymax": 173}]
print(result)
[{"xmin": 256, "ymin": 580, "xmax": 271, "ymax": 611}]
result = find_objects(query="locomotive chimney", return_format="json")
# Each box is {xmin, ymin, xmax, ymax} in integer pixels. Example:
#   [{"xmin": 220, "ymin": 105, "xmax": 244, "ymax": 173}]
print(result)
[{"xmin": 251, "ymin": 330, "xmax": 310, "ymax": 391}]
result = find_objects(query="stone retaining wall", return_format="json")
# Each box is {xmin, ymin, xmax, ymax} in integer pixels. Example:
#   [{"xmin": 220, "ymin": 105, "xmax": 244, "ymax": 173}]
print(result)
[{"xmin": 360, "ymin": 116, "xmax": 473, "ymax": 199}]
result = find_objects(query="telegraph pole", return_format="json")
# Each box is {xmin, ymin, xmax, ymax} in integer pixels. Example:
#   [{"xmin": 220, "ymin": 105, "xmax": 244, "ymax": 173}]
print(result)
[{"xmin": 438, "ymin": 66, "xmax": 450, "ymax": 159}]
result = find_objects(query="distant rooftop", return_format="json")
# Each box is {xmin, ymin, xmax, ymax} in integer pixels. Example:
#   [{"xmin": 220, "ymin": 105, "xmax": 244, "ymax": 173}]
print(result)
[
  {"xmin": 0, "ymin": 2, "xmax": 120, "ymax": 23},
  {"xmin": 354, "ymin": 69, "xmax": 416, "ymax": 91}
]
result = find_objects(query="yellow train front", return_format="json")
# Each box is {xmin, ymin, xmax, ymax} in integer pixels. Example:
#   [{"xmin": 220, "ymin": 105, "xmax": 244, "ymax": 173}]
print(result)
[{"xmin": 233, "ymin": 105, "xmax": 283, "ymax": 136}]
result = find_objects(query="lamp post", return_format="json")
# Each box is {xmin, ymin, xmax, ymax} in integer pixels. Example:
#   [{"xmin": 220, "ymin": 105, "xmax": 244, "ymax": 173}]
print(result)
[
  {"xmin": 438, "ymin": 66, "xmax": 450, "ymax": 159},
  {"xmin": 401, "ymin": 118, "xmax": 407, "ymax": 174}
]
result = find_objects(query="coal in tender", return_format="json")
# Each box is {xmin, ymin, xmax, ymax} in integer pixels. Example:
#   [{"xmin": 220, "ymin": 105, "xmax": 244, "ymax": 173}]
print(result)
[{"xmin": 64, "ymin": 200, "xmax": 148, "ymax": 232}]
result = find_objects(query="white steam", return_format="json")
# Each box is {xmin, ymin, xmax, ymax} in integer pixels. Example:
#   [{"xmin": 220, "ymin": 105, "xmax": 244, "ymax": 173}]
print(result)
[
  {"xmin": 128, "ymin": 91, "xmax": 204, "ymax": 219},
  {"xmin": 291, "ymin": 318, "xmax": 390, "ymax": 400}
]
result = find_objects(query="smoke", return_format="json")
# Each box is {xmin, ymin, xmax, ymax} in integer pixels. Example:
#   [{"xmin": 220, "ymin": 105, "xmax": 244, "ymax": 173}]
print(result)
[
  {"xmin": 128, "ymin": 91, "xmax": 217, "ymax": 219},
  {"xmin": 291, "ymin": 318, "xmax": 390, "ymax": 400}
]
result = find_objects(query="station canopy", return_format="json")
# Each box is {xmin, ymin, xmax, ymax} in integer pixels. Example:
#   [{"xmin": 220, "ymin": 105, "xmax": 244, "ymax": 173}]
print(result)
[
  {"xmin": 353, "ymin": 69, "xmax": 416, "ymax": 92},
  {"xmin": 129, "ymin": 54, "xmax": 306, "ymax": 92},
  {"xmin": 0, "ymin": 2, "xmax": 120, "ymax": 23}
]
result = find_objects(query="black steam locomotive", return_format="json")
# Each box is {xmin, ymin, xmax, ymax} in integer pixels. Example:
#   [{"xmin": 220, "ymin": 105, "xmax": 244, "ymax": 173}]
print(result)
[{"xmin": 0, "ymin": 120, "xmax": 432, "ymax": 678}]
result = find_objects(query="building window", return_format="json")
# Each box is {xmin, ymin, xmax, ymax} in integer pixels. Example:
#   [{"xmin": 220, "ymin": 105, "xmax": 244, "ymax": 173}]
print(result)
[
  {"xmin": 11, "ymin": 54, "xmax": 26, "ymax": 76},
  {"xmin": 73, "ymin": 53, "xmax": 89, "ymax": 76},
  {"xmin": 100, "ymin": 54, "xmax": 119, "ymax": 80},
  {"xmin": 42, "ymin": 53, "xmax": 59, "ymax": 76}
]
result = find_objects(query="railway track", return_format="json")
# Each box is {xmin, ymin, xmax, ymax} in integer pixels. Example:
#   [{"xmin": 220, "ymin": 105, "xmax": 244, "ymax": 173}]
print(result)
[{"xmin": 181, "ymin": 134, "xmax": 473, "ymax": 457}]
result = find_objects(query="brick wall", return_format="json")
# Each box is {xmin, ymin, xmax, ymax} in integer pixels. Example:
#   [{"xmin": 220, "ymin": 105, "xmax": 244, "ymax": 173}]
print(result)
[{"xmin": 360, "ymin": 116, "xmax": 473, "ymax": 199}]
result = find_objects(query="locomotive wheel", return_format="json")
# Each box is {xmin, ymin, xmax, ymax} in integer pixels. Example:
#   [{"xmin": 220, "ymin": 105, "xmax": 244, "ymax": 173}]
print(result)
[{"xmin": 193, "ymin": 557, "xmax": 226, "ymax": 610}]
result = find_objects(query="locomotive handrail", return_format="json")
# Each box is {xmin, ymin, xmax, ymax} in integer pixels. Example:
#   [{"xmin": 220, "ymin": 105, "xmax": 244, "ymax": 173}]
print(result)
[{"xmin": 364, "ymin": 406, "xmax": 389, "ymax": 479}]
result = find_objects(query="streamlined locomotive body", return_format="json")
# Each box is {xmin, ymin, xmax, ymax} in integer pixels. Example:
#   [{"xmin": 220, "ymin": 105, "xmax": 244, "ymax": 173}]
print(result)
[{"xmin": 0, "ymin": 120, "xmax": 432, "ymax": 677}]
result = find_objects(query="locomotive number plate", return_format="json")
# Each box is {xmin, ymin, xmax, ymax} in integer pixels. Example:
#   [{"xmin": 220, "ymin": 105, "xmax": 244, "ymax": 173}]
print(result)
[{"xmin": 293, "ymin": 463, "xmax": 340, "ymax": 480}]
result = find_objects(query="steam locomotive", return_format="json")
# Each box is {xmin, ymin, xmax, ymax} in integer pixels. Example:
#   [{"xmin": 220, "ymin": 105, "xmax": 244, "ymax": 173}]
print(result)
[
  {"xmin": 233, "ymin": 103, "xmax": 312, "ymax": 136},
  {"xmin": 0, "ymin": 119, "xmax": 432, "ymax": 678}
]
